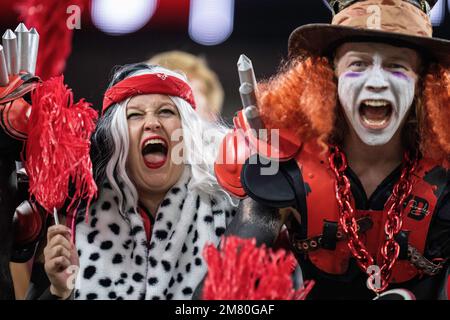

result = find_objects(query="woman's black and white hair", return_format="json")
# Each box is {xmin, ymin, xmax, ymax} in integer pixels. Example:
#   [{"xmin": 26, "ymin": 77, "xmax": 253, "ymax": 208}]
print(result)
[{"xmin": 91, "ymin": 63, "xmax": 236, "ymax": 214}]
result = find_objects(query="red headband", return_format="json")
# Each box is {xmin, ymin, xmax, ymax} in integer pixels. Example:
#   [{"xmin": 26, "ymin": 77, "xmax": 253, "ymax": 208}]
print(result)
[{"xmin": 102, "ymin": 73, "xmax": 196, "ymax": 114}]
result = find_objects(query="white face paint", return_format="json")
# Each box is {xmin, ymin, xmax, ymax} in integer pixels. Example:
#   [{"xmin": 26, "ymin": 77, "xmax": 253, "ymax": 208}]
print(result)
[{"xmin": 335, "ymin": 42, "xmax": 420, "ymax": 146}]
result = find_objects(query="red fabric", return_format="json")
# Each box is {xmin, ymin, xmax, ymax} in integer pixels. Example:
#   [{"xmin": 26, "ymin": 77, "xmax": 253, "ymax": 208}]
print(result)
[
  {"xmin": 102, "ymin": 73, "xmax": 196, "ymax": 114},
  {"xmin": 139, "ymin": 207, "xmax": 152, "ymax": 243}
]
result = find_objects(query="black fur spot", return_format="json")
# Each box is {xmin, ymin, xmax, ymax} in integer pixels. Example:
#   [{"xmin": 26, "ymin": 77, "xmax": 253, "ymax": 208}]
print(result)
[
  {"xmin": 112, "ymin": 254, "xmax": 123, "ymax": 264},
  {"xmin": 132, "ymin": 273, "xmax": 144, "ymax": 282},
  {"xmin": 196, "ymin": 196, "xmax": 200, "ymax": 209},
  {"xmin": 185, "ymin": 263, "xmax": 191, "ymax": 273},
  {"xmin": 179, "ymin": 199, "xmax": 185, "ymax": 211},
  {"xmin": 165, "ymin": 243, "xmax": 172, "ymax": 251},
  {"xmin": 122, "ymin": 239, "xmax": 132, "ymax": 250},
  {"xmin": 127, "ymin": 286, "xmax": 134, "ymax": 295},
  {"xmin": 211, "ymin": 198, "xmax": 217, "ymax": 206},
  {"xmin": 149, "ymin": 256, "xmax": 157, "ymax": 267},
  {"xmin": 75, "ymin": 291, "xmax": 80, "ymax": 298},
  {"xmin": 90, "ymin": 217, "xmax": 98, "ymax": 228},
  {"xmin": 89, "ymin": 253, "xmax": 100, "ymax": 261},
  {"xmin": 215, "ymin": 227, "xmax": 226, "ymax": 237},
  {"xmin": 195, "ymin": 258, "xmax": 202, "ymax": 266},
  {"xmin": 171, "ymin": 187, "xmax": 180, "ymax": 195},
  {"xmin": 187, "ymin": 224, "xmax": 193, "ymax": 234},
  {"xmin": 149, "ymin": 242, "xmax": 156, "ymax": 250},
  {"xmin": 166, "ymin": 293, "xmax": 173, "ymax": 300},
  {"xmin": 193, "ymin": 246, "xmax": 199, "ymax": 255},
  {"xmin": 108, "ymin": 291, "xmax": 117, "ymax": 299},
  {"xmin": 83, "ymin": 266, "xmax": 96, "ymax": 279},
  {"xmin": 182, "ymin": 243, "xmax": 187, "ymax": 253},
  {"xmin": 101, "ymin": 201, "xmax": 111, "ymax": 211},
  {"xmin": 175, "ymin": 260, "xmax": 179, "ymax": 269},
  {"xmin": 90, "ymin": 209, "xmax": 97, "ymax": 217},
  {"xmin": 155, "ymin": 230, "xmax": 168, "ymax": 240},
  {"xmin": 193, "ymin": 213, "xmax": 198, "ymax": 221},
  {"xmin": 166, "ymin": 221, "xmax": 172, "ymax": 230},
  {"xmin": 160, "ymin": 199, "xmax": 171, "ymax": 207},
  {"xmin": 204, "ymin": 216, "xmax": 213, "ymax": 223},
  {"xmin": 212, "ymin": 210, "xmax": 222, "ymax": 215},
  {"xmin": 99, "ymin": 278, "xmax": 112, "ymax": 287},
  {"xmin": 87, "ymin": 230, "xmax": 99, "ymax": 244},
  {"xmin": 121, "ymin": 273, "xmax": 128, "ymax": 279},
  {"xmin": 86, "ymin": 293, "xmax": 98, "ymax": 300},
  {"xmin": 169, "ymin": 277, "xmax": 175, "ymax": 288},
  {"xmin": 100, "ymin": 241, "xmax": 113, "ymax": 250},
  {"xmin": 148, "ymin": 277, "xmax": 158, "ymax": 285},
  {"xmin": 108, "ymin": 223, "xmax": 120, "ymax": 235},
  {"xmin": 193, "ymin": 230, "xmax": 199, "ymax": 243},
  {"xmin": 152, "ymin": 296, "xmax": 160, "ymax": 300},
  {"xmin": 135, "ymin": 255, "xmax": 143, "ymax": 265},
  {"xmin": 182, "ymin": 287, "xmax": 193, "ymax": 295},
  {"xmin": 77, "ymin": 250, "xmax": 82, "ymax": 257},
  {"xmin": 156, "ymin": 212, "xmax": 164, "ymax": 221},
  {"xmin": 177, "ymin": 273, "xmax": 183, "ymax": 283},
  {"xmin": 161, "ymin": 260, "xmax": 171, "ymax": 272},
  {"xmin": 130, "ymin": 226, "xmax": 143, "ymax": 236}
]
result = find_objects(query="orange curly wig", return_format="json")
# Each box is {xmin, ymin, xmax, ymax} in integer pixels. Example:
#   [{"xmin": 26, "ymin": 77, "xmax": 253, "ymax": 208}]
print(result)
[{"xmin": 257, "ymin": 55, "xmax": 450, "ymax": 167}]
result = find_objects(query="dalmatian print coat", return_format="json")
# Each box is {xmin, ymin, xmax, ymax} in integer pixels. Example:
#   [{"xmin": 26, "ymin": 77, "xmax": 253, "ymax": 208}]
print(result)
[{"xmin": 74, "ymin": 167, "xmax": 236, "ymax": 300}]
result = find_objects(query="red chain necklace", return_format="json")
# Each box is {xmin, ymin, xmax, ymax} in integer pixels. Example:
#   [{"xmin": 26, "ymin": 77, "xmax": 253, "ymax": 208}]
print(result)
[{"xmin": 328, "ymin": 145, "xmax": 417, "ymax": 294}]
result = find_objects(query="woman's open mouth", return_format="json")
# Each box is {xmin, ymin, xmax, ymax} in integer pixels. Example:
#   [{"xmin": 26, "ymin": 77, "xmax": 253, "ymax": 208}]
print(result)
[
  {"xmin": 359, "ymin": 99, "xmax": 393, "ymax": 130},
  {"xmin": 141, "ymin": 136, "xmax": 168, "ymax": 169}
]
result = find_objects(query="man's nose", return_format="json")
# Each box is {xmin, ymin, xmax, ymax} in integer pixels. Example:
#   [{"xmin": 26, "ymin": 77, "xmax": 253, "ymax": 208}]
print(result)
[{"xmin": 364, "ymin": 67, "xmax": 389, "ymax": 93}]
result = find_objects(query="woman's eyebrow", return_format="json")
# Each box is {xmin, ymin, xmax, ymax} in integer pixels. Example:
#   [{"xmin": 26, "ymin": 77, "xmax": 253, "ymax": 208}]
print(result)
[{"xmin": 126, "ymin": 105, "xmax": 144, "ymax": 111}]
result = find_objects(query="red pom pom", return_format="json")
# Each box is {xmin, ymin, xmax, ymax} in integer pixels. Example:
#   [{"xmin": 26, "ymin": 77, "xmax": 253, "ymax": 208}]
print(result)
[
  {"xmin": 25, "ymin": 75, "xmax": 98, "ymax": 216},
  {"xmin": 202, "ymin": 236, "xmax": 314, "ymax": 300}
]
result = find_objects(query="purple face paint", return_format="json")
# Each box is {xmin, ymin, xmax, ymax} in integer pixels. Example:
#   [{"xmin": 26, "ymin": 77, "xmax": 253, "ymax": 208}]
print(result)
[
  {"xmin": 391, "ymin": 71, "xmax": 409, "ymax": 80},
  {"xmin": 344, "ymin": 71, "xmax": 362, "ymax": 78}
]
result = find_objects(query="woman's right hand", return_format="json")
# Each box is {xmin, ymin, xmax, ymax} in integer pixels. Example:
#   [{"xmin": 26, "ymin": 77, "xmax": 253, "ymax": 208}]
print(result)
[{"xmin": 44, "ymin": 225, "xmax": 79, "ymax": 299}]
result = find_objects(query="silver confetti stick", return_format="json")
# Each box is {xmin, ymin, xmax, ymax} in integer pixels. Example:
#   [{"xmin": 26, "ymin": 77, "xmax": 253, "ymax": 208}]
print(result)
[
  {"xmin": 15, "ymin": 23, "xmax": 30, "ymax": 73},
  {"xmin": 237, "ymin": 54, "xmax": 257, "ymax": 90},
  {"xmin": 239, "ymin": 82, "xmax": 257, "ymax": 108},
  {"xmin": 2, "ymin": 29, "xmax": 18, "ymax": 75},
  {"xmin": 0, "ymin": 45, "xmax": 10, "ymax": 86},
  {"xmin": 28, "ymin": 28, "xmax": 39, "ymax": 75},
  {"xmin": 236, "ymin": 54, "xmax": 264, "ymax": 132}
]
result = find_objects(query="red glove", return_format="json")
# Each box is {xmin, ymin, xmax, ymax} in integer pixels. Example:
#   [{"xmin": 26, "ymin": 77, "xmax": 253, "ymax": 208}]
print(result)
[{"xmin": 214, "ymin": 110, "xmax": 303, "ymax": 198}]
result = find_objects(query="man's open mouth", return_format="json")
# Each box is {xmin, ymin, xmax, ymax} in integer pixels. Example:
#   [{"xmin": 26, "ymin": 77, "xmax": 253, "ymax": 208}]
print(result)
[
  {"xmin": 141, "ymin": 137, "xmax": 168, "ymax": 169},
  {"xmin": 359, "ymin": 99, "xmax": 393, "ymax": 130}
]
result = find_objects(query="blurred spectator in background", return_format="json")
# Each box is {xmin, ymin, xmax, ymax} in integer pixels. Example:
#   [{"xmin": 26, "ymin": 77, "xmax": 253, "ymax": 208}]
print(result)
[{"xmin": 147, "ymin": 51, "xmax": 224, "ymax": 122}]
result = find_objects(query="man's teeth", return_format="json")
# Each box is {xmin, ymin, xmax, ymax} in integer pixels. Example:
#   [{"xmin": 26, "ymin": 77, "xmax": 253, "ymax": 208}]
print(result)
[
  {"xmin": 361, "ymin": 115, "xmax": 388, "ymax": 126},
  {"xmin": 362, "ymin": 100, "xmax": 390, "ymax": 107},
  {"xmin": 144, "ymin": 139, "xmax": 166, "ymax": 147}
]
